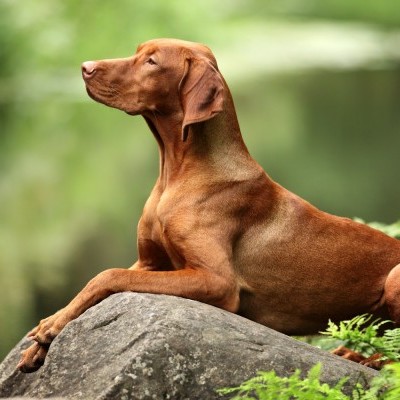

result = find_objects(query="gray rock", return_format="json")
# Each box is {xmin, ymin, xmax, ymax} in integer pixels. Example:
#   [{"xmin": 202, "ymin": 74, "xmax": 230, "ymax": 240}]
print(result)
[{"xmin": 0, "ymin": 293, "xmax": 377, "ymax": 399}]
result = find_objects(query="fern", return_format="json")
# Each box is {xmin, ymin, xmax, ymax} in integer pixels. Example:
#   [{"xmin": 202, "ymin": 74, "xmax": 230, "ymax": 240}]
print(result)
[
  {"xmin": 368, "ymin": 362, "xmax": 400, "ymax": 400},
  {"xmin": 320, "ymin": 314, "xmax": 400, "ymax": 361},
  {"xmin": 379, "ymin": 328, "xmax": 400, "ymax": 361},
  {"xmin": 217, "ymin": 363, "xmax": 349, "ymax": 399},
  {"xmin": 218, "ymin": 362, "xmax": 400, "ymax": 399}
]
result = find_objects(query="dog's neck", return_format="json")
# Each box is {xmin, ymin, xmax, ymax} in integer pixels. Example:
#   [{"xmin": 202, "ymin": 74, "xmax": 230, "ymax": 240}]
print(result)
[{"xmin": 143, "ymin": 92, "xmax": 256, "ymax": 189}]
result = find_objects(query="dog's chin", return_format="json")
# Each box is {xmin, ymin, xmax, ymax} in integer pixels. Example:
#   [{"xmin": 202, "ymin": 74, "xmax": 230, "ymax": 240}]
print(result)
[
  {"xmin": 85, "ymin": 87, "xmax": 115, "ymax": 109},
  {"xmin": 125, "ymin": 110, "xmax": 140, "ymax": 116},
  {"xmin": 85, "ymin": 86, "xmax": 103, "ymax": 104}
]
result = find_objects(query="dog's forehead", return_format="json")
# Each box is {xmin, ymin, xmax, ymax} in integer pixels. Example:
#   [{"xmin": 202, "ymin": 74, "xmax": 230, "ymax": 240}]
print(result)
[{"xmin": 137, "ymin": 38, "xmax": 215, "ymax": 61}]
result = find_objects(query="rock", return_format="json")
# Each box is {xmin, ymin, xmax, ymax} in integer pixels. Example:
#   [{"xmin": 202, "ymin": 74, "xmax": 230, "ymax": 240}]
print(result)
[{"xmin": 0, "ymin": 293, "xmax": 377, "ymax": 399}]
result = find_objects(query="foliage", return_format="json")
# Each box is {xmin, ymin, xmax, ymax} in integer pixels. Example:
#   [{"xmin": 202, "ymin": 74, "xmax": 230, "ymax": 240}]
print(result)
[
  {"xmin": 320, "ymin": 314, "xmax": 400, "ymax": 360},
  {"xmin": 218, "ymin": 361, "xmax": 400, "ymax": 400},
  {"xmin": 239, "ymin": 0, "xmax": 400, "ymax": 28},
  {"xmin": 217, "ymin": 363, "xmax": 349, "ymax": 400},
  {"xmin": 366, "ymin": 363, "xmax": 400, "ymax": 400}
]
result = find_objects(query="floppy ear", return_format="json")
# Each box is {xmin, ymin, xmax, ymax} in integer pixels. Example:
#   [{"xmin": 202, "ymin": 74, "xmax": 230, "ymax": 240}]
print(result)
[{"xmin": 179, "ymin": 57, "xmax": 225, "ymax": 142}]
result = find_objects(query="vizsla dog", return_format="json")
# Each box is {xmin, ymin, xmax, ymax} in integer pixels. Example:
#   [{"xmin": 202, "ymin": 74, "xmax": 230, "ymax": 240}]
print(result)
[{"xmin": 18, "ymin": 39, "xmax": 400, "ymax": 372}]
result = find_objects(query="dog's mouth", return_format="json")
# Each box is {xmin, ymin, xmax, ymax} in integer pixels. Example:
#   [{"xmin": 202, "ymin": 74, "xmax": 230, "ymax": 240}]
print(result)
[
  {"xmin": 84, "ymin": 85, "xmax": 98, "ymax": 102},
  {"xmin": 82, "ymin": 73, "xmax": 139, "ymax": 115},
  {"xmin": 84, "ymin": 82, "xmax": 136, "ymax": 115},
  {"xmin": 84, "ymin": 83, "xmax": 112, "ymax": 108},
  {"xmin": 84, "ymin": 85, "xmax": 102, "ymax": 105}
]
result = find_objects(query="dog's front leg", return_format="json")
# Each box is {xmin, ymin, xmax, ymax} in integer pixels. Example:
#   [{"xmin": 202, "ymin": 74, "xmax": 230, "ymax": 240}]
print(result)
[{"xmin": 18, "ymin": 266, "xmax": 238, "ymax": 372}]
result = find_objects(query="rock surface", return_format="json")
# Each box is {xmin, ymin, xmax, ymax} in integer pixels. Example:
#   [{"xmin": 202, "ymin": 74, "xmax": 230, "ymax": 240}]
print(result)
[{"xmin": 0, "ymin": 293, "xmax": 377, "ymax": 399}]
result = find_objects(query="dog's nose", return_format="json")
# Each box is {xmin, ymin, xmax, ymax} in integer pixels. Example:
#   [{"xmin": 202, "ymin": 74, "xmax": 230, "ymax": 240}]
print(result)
[{"xmin": 81, "ymin": 61, "xmax": 97, "ymax": 79}]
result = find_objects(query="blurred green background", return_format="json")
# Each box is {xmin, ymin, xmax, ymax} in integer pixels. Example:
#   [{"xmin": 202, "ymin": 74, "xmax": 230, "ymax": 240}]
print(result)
[{"xmin": 1, "ymin": 0, "xmax": 400, "ymax": 360}]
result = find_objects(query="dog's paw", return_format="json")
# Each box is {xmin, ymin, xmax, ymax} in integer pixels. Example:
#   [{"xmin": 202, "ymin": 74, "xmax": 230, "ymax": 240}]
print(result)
[
  {"xmin": 28, "ymin": 309, "xmax": 66, "ymax": 345},
  {"xmin": 360, "ymin": 353, "xmax": 391, "ymax": 370},
  {"xmin": 331, "ymin": 345, "xmax": 366, "ymax": 363},
  {"xmin": 332, "ymin": 346, "xmax": 389, "ymax": 370},
  {"xmin": 17, "ymin": 342, "xmax": 48, "ymax": 373}
]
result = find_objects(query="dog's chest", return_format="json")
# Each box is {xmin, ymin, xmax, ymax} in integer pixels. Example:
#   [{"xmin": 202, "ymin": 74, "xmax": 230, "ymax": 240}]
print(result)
[{"xmin": 138, "ymin": 188, "xmax": 196, "ymax": 269}]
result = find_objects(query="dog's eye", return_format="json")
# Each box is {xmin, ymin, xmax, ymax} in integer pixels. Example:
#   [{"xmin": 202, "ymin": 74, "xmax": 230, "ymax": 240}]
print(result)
[{"xmin": 146, "ymin": 57, "xmax": 157, "ymax": 66}]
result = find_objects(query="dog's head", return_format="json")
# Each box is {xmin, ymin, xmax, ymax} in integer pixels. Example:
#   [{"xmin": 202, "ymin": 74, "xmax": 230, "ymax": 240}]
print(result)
[{"xmin": 82, "ymin": 38, "xmax": 225, "ymax": 141}]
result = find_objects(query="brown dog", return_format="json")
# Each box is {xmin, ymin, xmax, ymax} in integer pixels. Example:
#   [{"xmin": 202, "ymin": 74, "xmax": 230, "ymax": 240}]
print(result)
[{"xmin": 18, "ymin": 39, "xmax": 400, "ymax": 372}]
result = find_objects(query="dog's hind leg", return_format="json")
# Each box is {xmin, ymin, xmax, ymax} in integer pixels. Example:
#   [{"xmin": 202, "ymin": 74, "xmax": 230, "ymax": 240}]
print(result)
[{"xmin": 383, "ymin": 264, "xmax": 400, "ymax": 325}]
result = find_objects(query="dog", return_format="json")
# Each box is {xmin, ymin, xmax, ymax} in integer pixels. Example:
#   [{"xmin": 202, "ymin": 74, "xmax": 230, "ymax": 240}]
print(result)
[{"xmin": 18, "ymin": 38, "xmax": 400, "ymax": 372}]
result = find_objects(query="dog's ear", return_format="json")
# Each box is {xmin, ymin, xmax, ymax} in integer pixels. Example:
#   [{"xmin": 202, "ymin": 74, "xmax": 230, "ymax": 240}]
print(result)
[{"xmin": 179, "ymin": 57, "xmax": 225, "ymax": 142}]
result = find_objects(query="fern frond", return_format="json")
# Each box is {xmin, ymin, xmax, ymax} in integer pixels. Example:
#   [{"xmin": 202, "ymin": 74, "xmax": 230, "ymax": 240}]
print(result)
[{"xmin": 320, "ymin": 314, "xmax": 395, "ymax": 358}]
